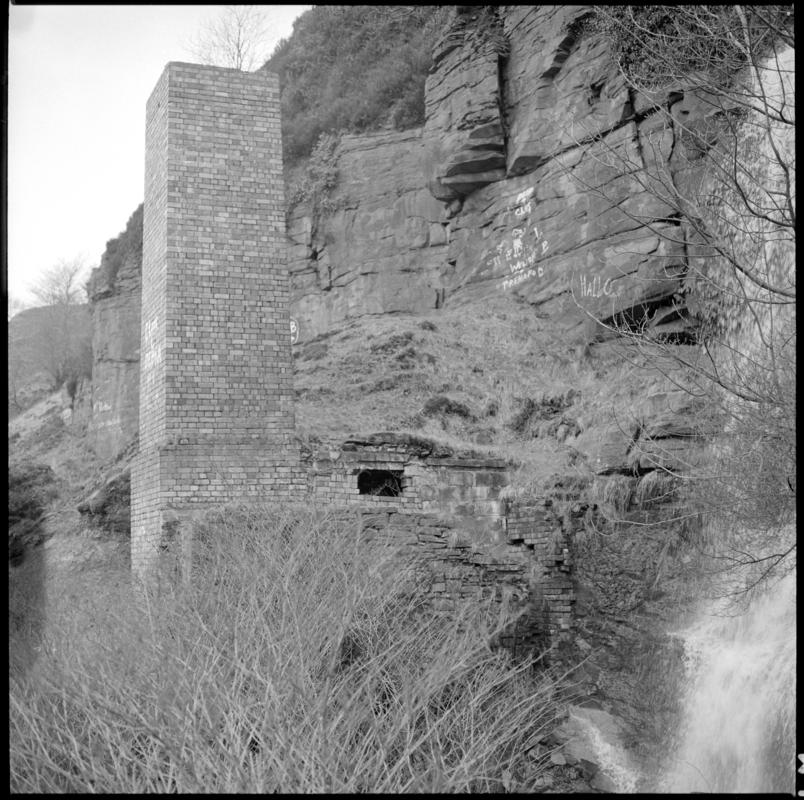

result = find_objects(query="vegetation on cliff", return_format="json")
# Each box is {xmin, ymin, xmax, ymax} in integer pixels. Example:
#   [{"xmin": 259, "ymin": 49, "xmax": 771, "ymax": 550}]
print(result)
[
  {"xmin": 263, "ymin": 6, "xmax": 448, "ymax": 165},
  {"xmin": 589, "ymin": 5, "xmax": 793, "ymax": 87},
  {"xmin": 90, "ymin": 203, "xmax": 144, "ymax": 294},
  {"xmin": 583, "ymin": 5, "xmax": 796, "ymax": 595}
]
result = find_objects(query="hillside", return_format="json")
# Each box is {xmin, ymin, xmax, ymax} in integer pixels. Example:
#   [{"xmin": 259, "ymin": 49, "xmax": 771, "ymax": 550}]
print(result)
[
  {"xmin": 263, "ymin": 5, "xmax": 447, "ymax": 164},
  {"xmin": 8, "ymin": 304, "xmax": 92, "ymax": 417}
]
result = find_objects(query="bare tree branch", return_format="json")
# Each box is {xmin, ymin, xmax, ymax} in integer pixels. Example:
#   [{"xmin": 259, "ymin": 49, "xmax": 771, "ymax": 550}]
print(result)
[{"xmin": 185, "ymin": 5, "xmax": 271, "ymax": 71}]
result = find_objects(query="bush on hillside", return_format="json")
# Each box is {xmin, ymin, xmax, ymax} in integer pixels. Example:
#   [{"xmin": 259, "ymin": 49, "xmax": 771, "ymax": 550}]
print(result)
[
  {"xmin": 9, "ymin": 462, "xmax": 54, "ymax": 674},
  {"xmin": 96, "ymin": 204, "xmax": 143, "ymax": 291},
  {"xmin": 9, "ymin": 462, "xmax": 57, "ymax": 561},
  {"xmin": 286, "ymin": 132, "xmax": 341, "ymax": 214},
  {"xmin": 264, "ymin": 6, "xmax": 449, "ymax": 164},
  {"xmin": 10, "ymin": 503, "xmax": 563, "ymax": 792}
]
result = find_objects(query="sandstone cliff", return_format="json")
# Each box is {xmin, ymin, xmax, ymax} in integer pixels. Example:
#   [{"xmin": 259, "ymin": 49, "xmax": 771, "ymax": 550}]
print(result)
[
  {"xmin": 84, "ymin": 205, "xmax": 142, "ymax": 459},
  {"xmin": 288, "ymin": 5, "xmax": 695, "ymax": 347}
]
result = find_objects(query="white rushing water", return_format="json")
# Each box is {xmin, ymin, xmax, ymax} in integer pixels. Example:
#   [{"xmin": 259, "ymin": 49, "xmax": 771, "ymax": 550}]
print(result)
[
  {"xmin": 661, "ymin": 570, "xmax": 796, "ymax": 793},
  {"xmin": 568, "ymin": 707, "xmax": 641, "ymax": 793}
]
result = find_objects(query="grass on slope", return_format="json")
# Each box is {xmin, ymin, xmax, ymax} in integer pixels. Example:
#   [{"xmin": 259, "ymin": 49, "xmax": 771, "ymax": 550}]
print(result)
[{"xmin": 292, "ymin": 294, "xmax": 660, "ymax": 490}]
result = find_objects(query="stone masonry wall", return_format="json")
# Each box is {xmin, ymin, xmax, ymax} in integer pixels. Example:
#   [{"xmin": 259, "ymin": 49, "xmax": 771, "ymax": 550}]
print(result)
[
  {"xmin": 304, "ymin": 434, "xmax": 507, "ymax": 521},
  {"xmin": 131, "ymin": 63, "xmax": 305, "ymax": 576},
  {"xmin": 302, "ymin": 432, "xmax": 575, "ymax": 639}
]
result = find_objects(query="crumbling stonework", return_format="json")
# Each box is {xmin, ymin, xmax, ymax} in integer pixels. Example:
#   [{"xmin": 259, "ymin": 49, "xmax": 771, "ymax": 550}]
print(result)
[{"xmin": 301, "ymin": 431, "xmax": 575, "ymax": 638}]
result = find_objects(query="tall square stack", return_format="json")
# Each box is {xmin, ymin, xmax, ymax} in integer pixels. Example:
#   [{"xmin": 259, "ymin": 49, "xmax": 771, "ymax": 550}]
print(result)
[{"xmin": 131, "ymin": 63, "xmax": 302, "ymax": 576}]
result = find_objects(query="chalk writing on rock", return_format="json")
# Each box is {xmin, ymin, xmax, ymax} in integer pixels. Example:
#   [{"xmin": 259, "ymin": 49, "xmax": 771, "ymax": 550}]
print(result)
[
  {"xmin": 493, "ymin": 187, "xmax": 550, "ymax": 293},
  {"xmin": 501, "ymin": 269, "xmax": 537, "ymax": 291},
  {"xmin": 578, "ymin": 273, "xmax": 615, "ymax": 298}
]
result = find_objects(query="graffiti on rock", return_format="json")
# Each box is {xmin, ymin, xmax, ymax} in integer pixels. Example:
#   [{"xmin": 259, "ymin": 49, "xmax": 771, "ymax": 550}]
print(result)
[
  {"xmin": 493, "ymin": 188, "xmax": 550, "ymax": 292},
  {"xmin": 578, "ymin": 273, "xmax": 615, "ymax": 298}
]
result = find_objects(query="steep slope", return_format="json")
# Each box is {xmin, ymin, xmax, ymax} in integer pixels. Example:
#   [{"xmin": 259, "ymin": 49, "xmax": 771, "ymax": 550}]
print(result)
[
  {"xmin": 8, "ymin": 304, "xmax": 92, "ymax": 416},
  {"xmin": 264, "ymin": 5, "xmax": 446, "ymax": 163}
]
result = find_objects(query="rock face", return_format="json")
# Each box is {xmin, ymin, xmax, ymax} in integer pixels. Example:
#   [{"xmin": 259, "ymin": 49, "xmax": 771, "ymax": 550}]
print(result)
[
  {"xmin": 288, "ymin": 129, "xmax": 451, "ymax": 341},
  {"xmin": 423, "ymin": 7, "xmax": 508, "ymax": 201},
  {"xmin": 85, "ymin": 205, "xmax": 142, "ymax": 460},
  {"xmin": 288, "ymin": 5, "xmax": 698, "ymax": 346}
]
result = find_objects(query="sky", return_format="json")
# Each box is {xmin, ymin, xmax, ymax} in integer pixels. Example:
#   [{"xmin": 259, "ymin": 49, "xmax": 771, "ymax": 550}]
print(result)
[{"xmin": 7, "ymin": 4, "xmax": 310, "ymax": 307}]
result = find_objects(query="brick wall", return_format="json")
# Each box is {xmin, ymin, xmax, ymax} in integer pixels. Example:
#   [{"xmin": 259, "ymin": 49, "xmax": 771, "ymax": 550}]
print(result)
[
  {"xmin": 321, "ymin": 506, "xmax": 554, "ymax": 658},
  {"xmin": 132, "ymin": 63, "xmax": 303, "ymax": 576}
]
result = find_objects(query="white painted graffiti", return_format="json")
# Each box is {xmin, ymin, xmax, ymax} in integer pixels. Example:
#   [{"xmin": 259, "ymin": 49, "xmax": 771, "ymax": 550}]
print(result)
[
  {"xmin": 501, "ymin": 269, "xmax": 538, "ymax": 291},
  {"xmin": 142, "ymin": 318, "xmax": 162, "ymax": 369},
  {"xmin": 493, "ymin": 186, "xmax": 550, "ymax": 292},
  {"xmin": 578, "ymin": 273, "xmax": 615, "ymax": 298},
  {"xmin": 511, "ymin": 187, "xmax": 535, "ymax": 217}
]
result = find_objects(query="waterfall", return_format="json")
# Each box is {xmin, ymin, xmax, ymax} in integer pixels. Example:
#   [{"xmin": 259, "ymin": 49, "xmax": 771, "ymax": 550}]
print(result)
[
  {"xmin": 659, "ymin": 41, "xmax": 796, "ymax": 795},
  {"xmin": 660, "ymin": 569, "xmax": 796, "ymax": 793}
]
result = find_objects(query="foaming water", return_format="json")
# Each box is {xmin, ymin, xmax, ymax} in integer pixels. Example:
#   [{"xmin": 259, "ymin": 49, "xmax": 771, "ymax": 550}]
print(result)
[
  {"xmin": 661, "ymin": 571, "xmax": 796, "ymax": 793},
  {"xmin": 569, "ymin": 708, "xmax": 640, "ymax": 792}
]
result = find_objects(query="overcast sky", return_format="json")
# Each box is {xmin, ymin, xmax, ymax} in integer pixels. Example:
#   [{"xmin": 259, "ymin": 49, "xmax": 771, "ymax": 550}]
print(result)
[{"xmin": 7, "ymin": 4, "xmax": 310, "ymax": 307}]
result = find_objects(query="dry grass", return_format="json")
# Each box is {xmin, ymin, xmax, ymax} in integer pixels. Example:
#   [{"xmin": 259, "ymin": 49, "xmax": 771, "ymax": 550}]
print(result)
[
  {"xmin": 293, "ymin": 297, "xmax": 667, "ymax": 493},
  {"xmin": 10, "ymin": 503, "xmax": 565, "ymax": 793}
]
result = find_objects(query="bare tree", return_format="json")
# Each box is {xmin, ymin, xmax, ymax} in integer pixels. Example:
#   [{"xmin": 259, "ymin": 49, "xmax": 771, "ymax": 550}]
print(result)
[
  {"xmin": 29, "ymin": 257, "xmax": 88, "ymax": 307},
  {"xmin": 25, "ymin": 257, "xmax": 93, "ymax": 392},
  {"xmin": 568, "ymin": 6, "xmax": 795, "ymax": 597},
  {"xmin": 186, "ymin": 5, "xmax": 271, "ymax": 71}
]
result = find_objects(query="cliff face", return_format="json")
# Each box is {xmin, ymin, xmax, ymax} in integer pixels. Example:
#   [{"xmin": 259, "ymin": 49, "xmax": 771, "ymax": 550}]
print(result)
[
  {"xmin": 84, "ymin": 206, "xmax": 142, "ymax": 460},
  {"xmin": 88, "ymin": 5, "xmax": 701, "ymax": 457},
  {"xmin": 289, "ymin": 5, "xmax": 694, "ymax": 345},
  {"xmin": 287, "ymin": 130, "xmax": 450, "ymax": 339}
]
